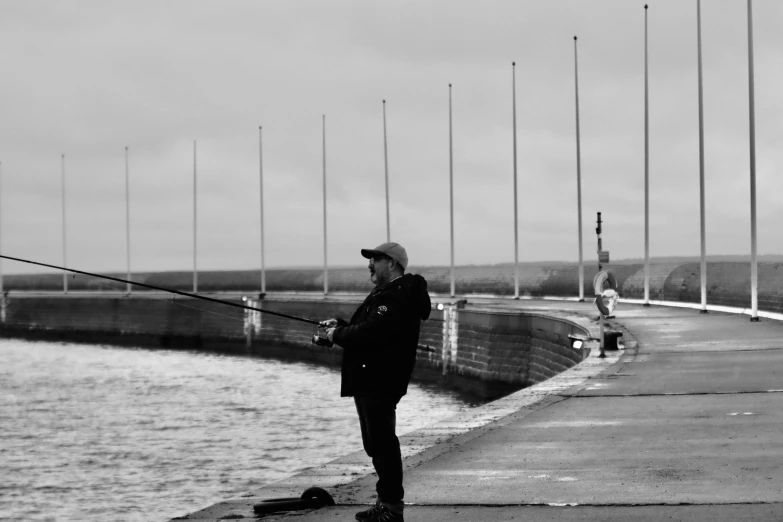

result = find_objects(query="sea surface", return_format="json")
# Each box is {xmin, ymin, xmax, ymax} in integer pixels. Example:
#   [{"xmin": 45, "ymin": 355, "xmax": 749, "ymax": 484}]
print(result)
[{"xmin": 0, "ymin": 339, "xmax": 481, "ymax": 522}]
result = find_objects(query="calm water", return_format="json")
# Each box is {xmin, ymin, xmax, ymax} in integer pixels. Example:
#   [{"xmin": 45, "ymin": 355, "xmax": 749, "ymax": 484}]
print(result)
[{"xmin": 0, "ymin": 339, "xmax": 479, "ymax": 522}]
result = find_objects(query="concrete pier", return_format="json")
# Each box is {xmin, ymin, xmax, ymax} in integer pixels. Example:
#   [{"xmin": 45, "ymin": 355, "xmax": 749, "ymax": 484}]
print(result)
[{"xmin": 172, "ymin": 298, "xmax": 783, "ymax": 521}]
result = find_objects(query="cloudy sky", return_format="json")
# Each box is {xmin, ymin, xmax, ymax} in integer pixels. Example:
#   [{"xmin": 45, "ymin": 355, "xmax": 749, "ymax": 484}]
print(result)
[{"xmin": 1, "ymin": 0, "xmax": 781, "ymax": 274}]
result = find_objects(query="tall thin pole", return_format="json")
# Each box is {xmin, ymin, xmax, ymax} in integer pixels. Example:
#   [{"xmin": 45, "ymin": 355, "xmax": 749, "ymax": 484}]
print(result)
[
  {"xmin": 643, "ymin": 4, "xmax": 650, "ymax": 306},
  {"xmin": 322, "ymin": 115, "xmax": 328, "ymax": 296},
  {"xmin": 61, "ymin": 153, "xmax": 68, "ymax": 294},
  {"xmin": 511, "ymin": 63, "xmax": 520, "ymax": 300},
  {"xmin": 125, "ymin": 146, "xmax": 131, "ymax": 294},
  {"xmin": 746, "ymin": 0, "xmax": 759, "ymax": 321},
  {"xmin": 193, "ymin": 140, "xmax": 197, "ymax": 294},
  {"xmin": 383, "ymin": 100, "xmax": 390, "ymax": 243},
  {"xmin": 448, "ymin": 84, "xmax": 455, "ymax": 298},
  {"xmin": 574, "ymin": 36, "xmax": 585, "ymax": 302},
  {"xmin": 697, "ymin": 0, "xmax": 707, "ymax": 313},
  {"xmin": 259, "ymin": 126, "xmax": 266, "ymax": 294}
]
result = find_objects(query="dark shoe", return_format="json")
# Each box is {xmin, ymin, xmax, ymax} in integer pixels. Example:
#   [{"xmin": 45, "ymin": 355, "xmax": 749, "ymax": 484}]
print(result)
[
  {"xmin": 355, "ymin": 503, "xmax": 382, "ymax": 521},
  {"xmin": 366, "ymin": 505, "xmax": 404, "ymax": 522}
]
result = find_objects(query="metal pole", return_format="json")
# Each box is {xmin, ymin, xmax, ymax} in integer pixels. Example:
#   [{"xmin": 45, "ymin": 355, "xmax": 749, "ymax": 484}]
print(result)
[
  {"xmin": 61, "ymin": 153, "xmax": 67, "ymax": 294},
  {"xmin": 383, "ymin": 100, "xmax": 390, "ymax": 243},
  {"xmin": 597, "ymin": 212, "xmax": 602, "ymax": 272},
  {"xmin": 512, "ymin": 62, "xmax": 519, "ymax": 299},
  {"xmin": 697, "ymin": 0, "xmax": 708, "ymax": 313},
  {"xmin": 259, "ymin": 126, "xmax": 266, "ymax": 294},
  {"xmin": 193, "ymin": 140, "xmax": 197, "ymax": 294},
  {"xmin": 322, "ymin": 114, "xmax": 328, "ymax": 296},
  {"xmin": 596, "ymin": 211, "xmax": 605, "ymax": 357},
  {"xmin": 125, "ymin": 146, "xmax": 131, "ymax": 294},
  {"xmin": 746, "ymin": 0, "xmax": 759, "ymax": 321},
  {"xmin": 643, "ymin": 4, "xmax": 651, "ymax": 306},
  {"xmin": 449, "ymin": 84, "xmax": 455, "ymax": 298},
  {"xmin": 574, "ymin": 36, "xmax": 585, "ymax": 302}
]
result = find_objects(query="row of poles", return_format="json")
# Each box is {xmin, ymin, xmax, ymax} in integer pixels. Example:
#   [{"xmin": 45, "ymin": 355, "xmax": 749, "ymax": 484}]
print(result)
[{"xmin": 0, "ymin": 1, "xmax": 762, "ymax": 320}]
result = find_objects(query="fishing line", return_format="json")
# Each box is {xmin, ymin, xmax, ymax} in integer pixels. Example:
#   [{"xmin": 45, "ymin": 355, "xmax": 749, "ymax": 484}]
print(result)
[
  {"xmin": 69, "ymin": 274, "xmax": 131, "ymax": 294},
  {"xmin": 170, "ymin": 297, "xmax": 246, "ymax": 324},
  {"xmin": 0, "ymin": 254, "xmax": 320, "ymax": 326},
  {"xmin": 58, "ymin": 274, "xmax": 247, "ymax": 324}
]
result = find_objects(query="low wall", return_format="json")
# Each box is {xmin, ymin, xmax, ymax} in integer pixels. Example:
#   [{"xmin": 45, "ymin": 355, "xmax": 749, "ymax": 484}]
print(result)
[
  {"xmin": 4, "ymin": 260, "xmax": 781, "ymax": 313},
  {"xmin": 0, "ymin": 294, "xmax": 589, "ymax": 400}
]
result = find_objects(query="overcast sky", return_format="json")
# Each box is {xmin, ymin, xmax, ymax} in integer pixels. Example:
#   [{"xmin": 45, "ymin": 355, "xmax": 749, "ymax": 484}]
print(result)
[{"xmin": 1, "ymin": 0, "xmax": 781, "ymax": 274}]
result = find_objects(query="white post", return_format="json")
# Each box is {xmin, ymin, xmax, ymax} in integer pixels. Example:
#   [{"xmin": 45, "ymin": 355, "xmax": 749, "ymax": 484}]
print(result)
[
  {"xmin": 697, "ymin": 0, "xmax": 707, "ymax": 313},
  {"xmin": 61, "ymin": 153, "xmax": 68, "ymax": 294},
  {"xmin": 383, "ymin": 100, "xmax": 391, "ymax": 243},
  {"xmin": 746, "ymin": 0, "xmax": 759, "ymax": 321},
  {"xmin": 574, "ymin": 36, "xmax": 585, "ymax": 302},
  {"xmin": 643, "ymin": 4, "xmax": 651, "ymax": 306},
  {"xmin": 245, "ymin": 301, "xmax": 252, "ymax": 348},
  {"xmin": 512, "ymin": 62, "xmax": 520, "ymax": 300},
  {"xmin": 193, "ymin": 140, "xmax": 198, "ymax": 294},
  {"xmin": 448, "ymin": 84, "xmax": 455, "ymax": 298},
  {"xmin": 125, "ymin": 146, "xmax": 131, "ymax": 294},
  {"xmin": 259, "ymin": 126, "xmax": 266, "ymax": 294},
  {"xmin": 441, "ymin": 306, "xmax": 450, "ymax": 376},
  {"xmin": 322, "ymin": 115, "xmax": 328, "ymax": 296}
]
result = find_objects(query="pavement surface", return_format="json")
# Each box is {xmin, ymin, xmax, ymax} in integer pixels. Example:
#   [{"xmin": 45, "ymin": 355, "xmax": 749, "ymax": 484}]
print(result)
[{"xmin": 173, "ymin": 298, "xmax": 783, "ymax": 521}]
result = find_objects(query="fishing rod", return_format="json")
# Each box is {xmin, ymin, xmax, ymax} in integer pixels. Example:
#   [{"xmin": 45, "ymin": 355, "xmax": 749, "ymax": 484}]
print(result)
[
  {"xmin": 0, "ymin": 254, "xmax": 321, "ymax": 326},
  {"xmin": 0, "ymin": 254, "xmax": 438, "ymax": 353}
]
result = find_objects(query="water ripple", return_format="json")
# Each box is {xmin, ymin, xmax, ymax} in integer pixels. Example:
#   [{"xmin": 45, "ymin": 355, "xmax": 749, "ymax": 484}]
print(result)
[{"xmin": 1, "ymin": 339, "xmax": 480, "ymax": 521}]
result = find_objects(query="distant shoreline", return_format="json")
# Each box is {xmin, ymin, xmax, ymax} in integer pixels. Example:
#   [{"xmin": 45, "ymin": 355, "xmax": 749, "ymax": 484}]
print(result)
[
  {"xmin": 3, "ymin": 254, "xmax": 783, "ymax": 279},
  {"xmin": 2, "ymin": 258, "xmax": 782, "ymax": 315}
]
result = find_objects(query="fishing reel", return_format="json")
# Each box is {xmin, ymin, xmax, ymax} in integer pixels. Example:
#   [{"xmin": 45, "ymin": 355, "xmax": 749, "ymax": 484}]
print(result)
[
  {"xmin": 312, "ymin": 327, "xmax": 334, "ymax": 347},
  {"xmin": 312, "ymin": 319, "xmax": 347, "ymax": 347}
]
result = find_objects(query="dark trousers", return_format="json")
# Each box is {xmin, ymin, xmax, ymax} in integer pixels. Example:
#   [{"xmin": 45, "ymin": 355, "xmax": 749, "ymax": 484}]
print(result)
[{"xmin": 354, "ymin": 395, "xmax": 404, "ymax": 513}]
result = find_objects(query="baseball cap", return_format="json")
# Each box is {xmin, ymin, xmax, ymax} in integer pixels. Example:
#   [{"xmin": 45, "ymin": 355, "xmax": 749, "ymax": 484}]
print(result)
[{"xmin": 361, "ymin": 242, "xmax": 408, "ymax": 270}]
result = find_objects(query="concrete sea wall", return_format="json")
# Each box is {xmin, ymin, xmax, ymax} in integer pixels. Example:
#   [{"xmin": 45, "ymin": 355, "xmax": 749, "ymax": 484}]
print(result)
[{"xmin": 0, "ymin": 294, "xmax": 589, "ymax": 400}]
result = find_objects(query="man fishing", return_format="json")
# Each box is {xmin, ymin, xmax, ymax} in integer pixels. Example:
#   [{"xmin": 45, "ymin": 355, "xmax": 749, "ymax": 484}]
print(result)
[{"xmin": 321, "ymin": 242, "xmax": 431, "ymax": 522}]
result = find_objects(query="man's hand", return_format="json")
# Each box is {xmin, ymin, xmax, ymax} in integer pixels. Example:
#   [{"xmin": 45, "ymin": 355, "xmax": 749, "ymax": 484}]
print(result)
[
  {"xmin": 320, "ymin": 318, "xmax": 346, "ymax": 342},
  {"xmin": 325, "ymin": 327, "xmax": 337, "ymax": 342}
]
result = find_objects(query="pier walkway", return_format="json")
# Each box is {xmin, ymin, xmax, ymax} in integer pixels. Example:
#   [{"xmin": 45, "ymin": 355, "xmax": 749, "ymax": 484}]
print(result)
[{"xmin": 175, "ymin": 299, "xmax": 783, "ymax": 521}]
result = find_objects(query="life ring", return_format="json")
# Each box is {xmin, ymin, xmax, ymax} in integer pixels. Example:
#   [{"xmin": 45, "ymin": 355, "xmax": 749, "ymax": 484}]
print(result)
[
  {"xmin": 253, "ymin": 486, "xmax": 335, "ymax": 515},
  {"xmin": 593, "ymin": 269, "xmax": 618, "ymax": 295}
]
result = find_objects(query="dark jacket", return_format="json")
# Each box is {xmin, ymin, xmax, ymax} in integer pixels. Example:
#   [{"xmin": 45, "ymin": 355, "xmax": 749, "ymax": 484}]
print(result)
[{"xmin": 333, "ymin": 273, "xmax": 431, "ymax": 398}]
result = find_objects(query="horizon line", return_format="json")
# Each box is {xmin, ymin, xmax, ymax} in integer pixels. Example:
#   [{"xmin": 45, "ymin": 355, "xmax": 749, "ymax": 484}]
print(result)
[{"xmin": 3, "ymin": 254, "xmax": 783, "ymax": 277}]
